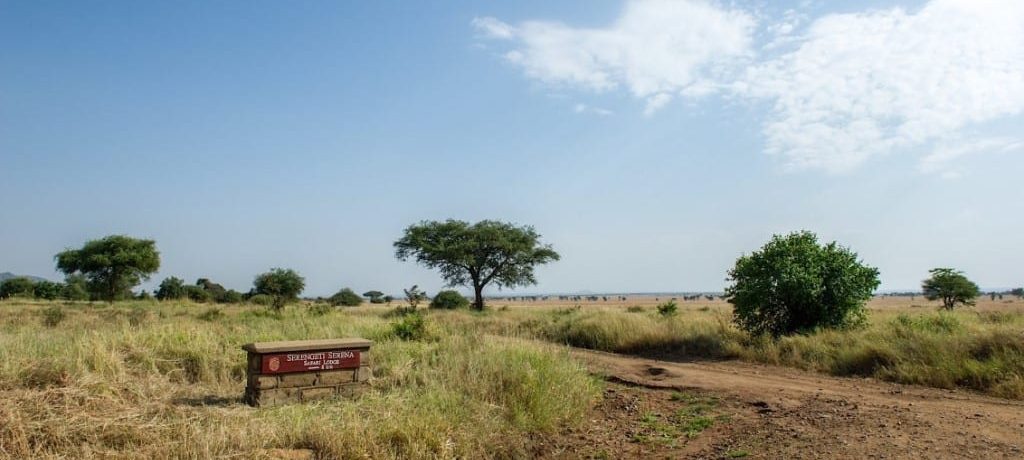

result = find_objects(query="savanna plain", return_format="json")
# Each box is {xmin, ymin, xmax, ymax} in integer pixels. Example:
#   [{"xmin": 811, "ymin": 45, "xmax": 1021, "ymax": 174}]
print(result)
[{"xmin": 1, "ymin": 296, "xmax": 1023, "ymax": 459}]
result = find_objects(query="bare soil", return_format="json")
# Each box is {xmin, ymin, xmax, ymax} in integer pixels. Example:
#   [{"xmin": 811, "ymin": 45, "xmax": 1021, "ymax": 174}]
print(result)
[{"xmin": 544, "ymin": 349, "xmax": 1024, "ymax": 459}]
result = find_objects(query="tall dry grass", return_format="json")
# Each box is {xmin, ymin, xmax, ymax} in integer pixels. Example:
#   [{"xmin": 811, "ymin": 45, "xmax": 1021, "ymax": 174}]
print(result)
[
  {"xmin": 0, "ymin": 301, "xmax": 600, "ymax": 459},
  {"xmin": 517, "ymin": 306, "xmax": 1024, "ymax": 399}
]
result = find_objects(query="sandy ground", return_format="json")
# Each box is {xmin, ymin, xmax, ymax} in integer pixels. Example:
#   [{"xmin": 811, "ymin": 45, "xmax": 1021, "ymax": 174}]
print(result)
[{"xmin": 547, "ymin": 348, "xmax": 1024, "ymax": 459}]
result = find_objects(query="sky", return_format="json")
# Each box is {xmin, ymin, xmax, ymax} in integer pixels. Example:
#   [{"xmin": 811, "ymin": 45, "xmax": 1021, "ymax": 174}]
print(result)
[{"xmin": 1, "ymin": 0, "xmax": 1022, "ymax": 296}]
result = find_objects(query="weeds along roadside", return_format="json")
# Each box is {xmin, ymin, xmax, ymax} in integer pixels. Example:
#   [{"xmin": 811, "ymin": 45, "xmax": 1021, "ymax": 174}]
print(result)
[
  {"xmin": 480, "ymin": 305, "xmax": 1024, "ymax": 400},
  {"xmin": 0, "ymin": 301, "xmax": 601, "ymax": 459}
]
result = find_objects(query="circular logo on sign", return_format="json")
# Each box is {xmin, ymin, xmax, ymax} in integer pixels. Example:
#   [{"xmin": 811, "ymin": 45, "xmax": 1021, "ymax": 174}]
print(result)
[{"xmin": 268, "ymin": 357, "xmax": 280, "ymax": 372}]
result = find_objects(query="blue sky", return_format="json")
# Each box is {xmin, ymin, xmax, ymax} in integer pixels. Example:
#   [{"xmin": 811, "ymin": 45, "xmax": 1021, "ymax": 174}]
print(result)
[{"xmin": 2, "ymin": 0, "xmax": 1022, "ymax": 296}]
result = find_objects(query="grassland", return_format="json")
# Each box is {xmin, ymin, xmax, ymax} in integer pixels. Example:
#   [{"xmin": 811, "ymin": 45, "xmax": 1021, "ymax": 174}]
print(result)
[
  {"xmin": 480, "ymin": 297, "xmax": 1024, "ymax": 399},
  {"xmin": 0, "ymin": 301, "xmax": 600, "ymax": 459},
  {"xmin": 1, "ymin": 296, "xmax": 1022, "ymax": 458}
]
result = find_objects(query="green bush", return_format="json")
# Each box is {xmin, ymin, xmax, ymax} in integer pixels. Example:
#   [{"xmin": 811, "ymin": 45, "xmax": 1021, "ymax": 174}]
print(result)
[
  {"xmin": 217, "ymin": 289, "xmax": 244, "ymax": 304},
  {"xmin": 391, "ymin": 312, "xmax": 428, "ymax": 341},
  {"xmin": 248, "ymin": 294, "xmax": 273, "ymax": 306},
  {"xmin": 33, "ymin": 281, "xmax": 64, "ymax": 300},
  {"xmin": 183, "ymin": 285, "xmax": 212, "ymax": 303},
  {"xmin": 329, "ymin": 288, "xmax": 363, "ymax": 307},
  {"xmin": 41, "ymin": 305, "xmax": 65, "ymax": 327},
  {"xmin": 657, "ymin": 300, "xmax": 678, "ymax": 317},
  {"xmin": 155, "ymin": 277, "xmax": 186, "ymax": 300},
  {"xmin": 726, "ymin": 231, "xmax": 879, "ymax": 336},
  {"xmin": 253, "ymin": 268, "xmax": 305, "ymax": 310},
  {"xmin": 430, "ymin": 290, "xmax": 470, "ymax": 309},
  {"xmin": 0, "ymin": 277, "xmax": 35, "ymax": 299},
  {"xmin": 61, "ymin": 275, "xmax": 90, "ymax": 301},
  {"xmin": 626, "ymin": 305, "xmax": 645, "ymax": 313}
]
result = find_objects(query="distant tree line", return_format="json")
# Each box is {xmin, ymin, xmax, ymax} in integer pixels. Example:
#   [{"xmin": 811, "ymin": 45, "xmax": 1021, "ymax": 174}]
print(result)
[{"xmin": 2, "ymin": 227, "xmax": 1020, "ymax": 341}]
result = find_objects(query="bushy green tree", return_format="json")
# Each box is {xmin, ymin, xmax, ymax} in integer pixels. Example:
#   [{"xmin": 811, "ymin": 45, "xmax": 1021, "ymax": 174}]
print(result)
[
  {"xmin": 922, "ymin": 268, "xmax": 980, "ymax": 310},
  {"xmin": 394, "ymin": 219, "xmax": 560, "ymax": 310},
  {"xmin": 726, "ymin": 231, "xmax": 880, "ymax": 336},
  {"xmin": 329, "ymin": 288, "xmax": 363, "ymax": 307},
  {"xmin": 62, "ymin": 275, "xmax": 90, "ymax": 301},
  {"xmin": 55, "ymin": 235, "xmax": 160, "ymax": 302},
  {"xmin": 253, "ymin": 268, "xmax": 305, "ymax": 310},
  {"xmin": 197, "ymin": 278, "xmax": 226, "ymax": 298},
  {"xmin": 218, "ymin": 289, "xmax": 244, "ymax": 304},
  {"xmin": 1011, "ymin": 287, "xmax": 1023, "ymax": 299},
  {"xmin": 155, "ymin": 276, "xmax": 187, "ymax": 300},
  {"xmin": 0, "ymin": 277, "xmax": 35, "ymax": 299},
  {"xmin": 429, "ymin": 290, "xmax": 470, "ymax": 309},
  {"xmin": 33, "ymin": 280, "xmax": 63, "ymax": 300},
  {"xmin": 184, "ymin": 285, "xmax": 212, "ymax": 303}
]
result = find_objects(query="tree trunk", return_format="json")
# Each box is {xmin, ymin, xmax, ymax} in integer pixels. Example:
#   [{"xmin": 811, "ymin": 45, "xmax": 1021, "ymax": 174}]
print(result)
[{"xmin": 473, "ymin": 283, "xmax": 485, "ymax": 311}]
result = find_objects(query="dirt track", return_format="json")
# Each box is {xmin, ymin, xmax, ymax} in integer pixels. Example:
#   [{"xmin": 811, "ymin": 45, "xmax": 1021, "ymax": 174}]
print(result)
[{"xmin": 570, "ymin": 349, "xmax": 1024, "ymax": 459}]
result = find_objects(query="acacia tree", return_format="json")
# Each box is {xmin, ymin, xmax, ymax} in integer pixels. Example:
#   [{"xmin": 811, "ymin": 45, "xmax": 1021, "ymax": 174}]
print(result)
[
  {"xmin": 253, "ymin": 268, "xmax": 305, "ymax": 310},
  {"xmin": 922, "ymin": 268, "xmax": 980, "ymax": 310},
  {"xmin": 726, "ymin": 231, "xmax": 880, "ymax": 336},
  {"xmin": 55, "ymin": 235, "xmax": 160, "ymax": 302},
  {"xmin": 362, "ymin": 290, "xmax": 385, "ymax": 303},
  {"xmin": 394, "ymin": 220, "xmax": 560, "ymax": 310}
]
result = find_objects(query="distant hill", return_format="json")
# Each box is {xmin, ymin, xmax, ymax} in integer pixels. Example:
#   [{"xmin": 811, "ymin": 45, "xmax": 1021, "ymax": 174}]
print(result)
[{"xmin": 0, "ymin": 272, "xmax": 50, "ymax": 283}]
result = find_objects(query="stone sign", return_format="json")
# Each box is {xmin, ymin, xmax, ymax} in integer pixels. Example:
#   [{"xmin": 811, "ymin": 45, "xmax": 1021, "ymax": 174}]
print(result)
[{"xmin": 242, "ymin": 338, "xmax": 372, "ymax": 407}]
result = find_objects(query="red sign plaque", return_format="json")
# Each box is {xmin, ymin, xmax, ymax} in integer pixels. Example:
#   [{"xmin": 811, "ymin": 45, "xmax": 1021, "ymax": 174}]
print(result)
[{"xmin": 260, "ymin": 349, "xmax": 361, "ymax": 374}]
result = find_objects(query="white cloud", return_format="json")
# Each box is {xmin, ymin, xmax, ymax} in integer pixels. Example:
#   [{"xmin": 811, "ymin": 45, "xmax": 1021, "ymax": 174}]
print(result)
[
  {"xmin": 918, "ymin": 137, "xmax": 1024, "ymax": 175},
  {"xmin": 574, "ymin": 103, "xmax": 614, "ymax": 116},
  {"xmin": 472, "ymin": 0, "xmax": 756, "ymax": 113},
  {"xmin": 743, "ymin": 0, "xmax": 1024, "ymax": 172},
  {"xmin": 474, "ymin": 0, "xmax": 1024, "ymax": 173}
]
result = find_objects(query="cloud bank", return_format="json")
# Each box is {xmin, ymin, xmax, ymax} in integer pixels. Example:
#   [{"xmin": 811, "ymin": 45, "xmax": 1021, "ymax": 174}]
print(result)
[{"xmin": 473, "ymin": 0, "xmax": 1024, "ymax": 174}]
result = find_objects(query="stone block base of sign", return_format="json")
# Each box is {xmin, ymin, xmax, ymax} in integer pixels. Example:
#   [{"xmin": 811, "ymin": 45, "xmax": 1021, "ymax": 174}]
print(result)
[{"xmin": 242, "ymin": 338, "xmax": 372, "ymax": 407}]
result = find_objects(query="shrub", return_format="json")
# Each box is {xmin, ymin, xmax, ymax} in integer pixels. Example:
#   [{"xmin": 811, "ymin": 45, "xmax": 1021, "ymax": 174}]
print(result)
[
  {"xmin": 656, "ymin": 300, "xmax": 678, "ymax": 317},
  {"xmin": 0, "ymin": 277, "xmax": 35, "ymax": 299},
  {"xmin": 403, "ymin": 285, "xmax": 426, "ymax": 311},
  {"xmin": 391, "ymin": 311, "xmax": 428, "ymax": 340},
  {"xmin": 61, "ymin": 275, "xmax": 90, "ymax": 301},
  {"xmin": 626, "ymin": 305, "xmax": 645, "ymax": 313},
  {"xmin": 41, "ymin": 305, "xmax": 65, "ymax": 327},
  {"xmin": 155, "ymin": 276, "xmax": 187, "ymax": 300},
  {"xmin": 430, "ymin": 290, "xmax": 470, "ymax": 309},
  {"xmin": 33, "ymin": 281, "xmax": 64, "ymax": 300},
  {"xmin": 329, "ymin": 288, "xmax": 363, "ymax": 307},
  {"xmin": 217, "ymin": 289, "xmax": 244, "ymax": 304},
  {"xmin": 248, "ymin": 294, "xmax": 273, "ymax": 306},
  {"xmin": 183, "ymin": 285, "xmax": 212, "ymax": 303},
  {"xmin": 726, "ymin": 231, "xmax": 879, "ymax": 336},
  {"xmin": 253, "ymin": 268, "xmax": 305, "ymax": 310}
]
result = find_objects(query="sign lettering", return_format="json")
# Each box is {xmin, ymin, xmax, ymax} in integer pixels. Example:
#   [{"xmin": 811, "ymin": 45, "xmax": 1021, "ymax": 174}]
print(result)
[{"xmin": 260, "ymin": 349, "xmax": 361, "ymax": 374}]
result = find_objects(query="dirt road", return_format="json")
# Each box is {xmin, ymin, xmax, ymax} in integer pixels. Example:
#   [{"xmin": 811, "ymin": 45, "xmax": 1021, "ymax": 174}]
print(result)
[{"xmin": 567, "ymin": 349, "xmax": 1024, "ymax": 459}]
